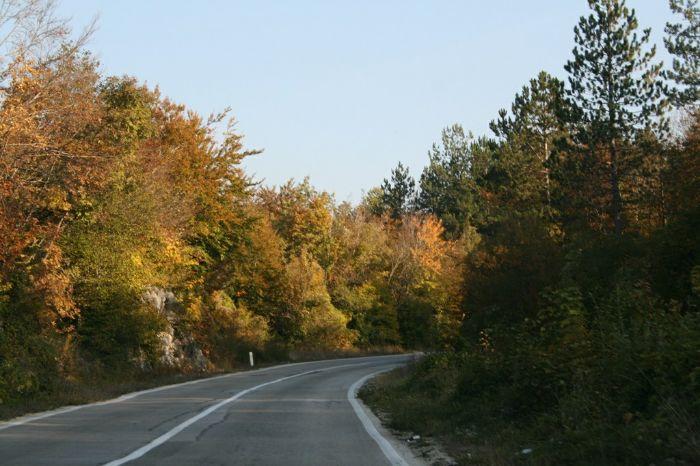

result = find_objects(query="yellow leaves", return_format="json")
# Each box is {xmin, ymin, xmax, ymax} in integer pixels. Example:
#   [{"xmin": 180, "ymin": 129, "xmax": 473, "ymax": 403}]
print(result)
[
  {"xmin": 186, "ymin": 296, "xmax": 203, "ymax": 321},
  {"xmin": 159, "ymin": 234, "xmax": 198, "ymax": 271},
  {"xmin": 129, "ymin": 252, "xmax": 144, "ymax": 268},
  {"xmin": 283, "ymin": 251, "xmax": 357, "ymax": 350},
  {"xmin": 44, "ymin": 187, "xmax": 72, "ymax": 212},
  {"xmin": 162, "ymin": 236, "xmax": 184, "ymax": 262},
  {"xmin": 0, "ymin": 281, "xmax": 11, "ymax": 303},
  {"xmin": 388, "ymin": 214, "xmax": 461, "ymax": 294},
  {"xmin": 257, "ymin": 178, "xmax": 334, "ymax": 259},
  {"xmin": 411, "ymin": 215, "xmax": 448, "ymax": 277},
  {"xmin": 208, "ymin": 291, "xmax": 271, "ymax": 348},
  {"xmin": 31, "ymin": 243, "xmax": 79, "ymax": 325}
]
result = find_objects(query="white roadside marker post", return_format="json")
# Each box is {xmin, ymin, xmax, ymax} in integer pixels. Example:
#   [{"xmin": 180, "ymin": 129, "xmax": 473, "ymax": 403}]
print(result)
[{"xmin": 249, "ymin": 351, "xmax": 254, "ymax": 367}]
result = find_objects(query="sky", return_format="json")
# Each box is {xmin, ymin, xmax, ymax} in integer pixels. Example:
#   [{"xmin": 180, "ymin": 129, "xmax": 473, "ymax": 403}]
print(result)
[{"xmin": 58, "ymin": 1, "xmax": 675, "ymax": 203}]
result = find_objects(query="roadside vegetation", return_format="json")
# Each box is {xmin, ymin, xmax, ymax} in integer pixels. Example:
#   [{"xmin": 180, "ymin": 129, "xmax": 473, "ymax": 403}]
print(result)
[{"xmin": 362, "ymin": 1, "xmax": 700, "ymax": 464}]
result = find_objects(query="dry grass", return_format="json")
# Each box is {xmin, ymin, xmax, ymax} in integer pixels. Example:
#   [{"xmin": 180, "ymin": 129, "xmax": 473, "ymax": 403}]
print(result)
[
  {"xmin": 359, "ymin": 365, "xmax": 518, "ymax": 466},
  {"xmin": 0, "ymin": 370, "xmax": 219, "ymax": 421},
  {"xmin": 0, "ymin": 347, "xmax": 405, "ymax": 422}
]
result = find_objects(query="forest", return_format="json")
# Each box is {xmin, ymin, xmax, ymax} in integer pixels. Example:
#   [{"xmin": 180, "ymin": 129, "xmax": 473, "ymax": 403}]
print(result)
[
  {"xmin": 362, "ymin": 1, "xmax": 700, "ymax": 464},
  {"xmin": 0, "ymin": 0, "xmax": 698, "ymax": 463}
]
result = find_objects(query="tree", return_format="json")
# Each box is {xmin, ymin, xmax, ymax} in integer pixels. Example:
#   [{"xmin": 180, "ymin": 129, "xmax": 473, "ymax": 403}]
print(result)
[
  {"xmin": 283, "ymin": 251, "xmax": 356, "ymax": 349},
  {"xmin": 418, "ymin": 125, "xmax": 492, "ymax": 237},
  {"xmin": 385, "ymin": 214, "xmax": 465, "ymax": 348},
  {"xmin": 256, "ymin": 178, "xmax": 334, "ymax": 264},
  {"xmin": 324, "ymin": 203, "xmax": 398, "ymax": 346},
  {"xmin": 0, "ymin": 50, "xmax": 106, "ymax": 327},
  {"xmin": 564, "ymin": 0, "xmax": 666, "ymax": 235},
  {"xmin": 380, "ymin": 162, "xmax": 416, "ymax": 220},
  {"xmin": 665, "ymin": 0, "xmax": 700, "ymax": 107},
  {"xmin": 490, "ymin": 71, "xmax": 569, "ymax": 215},
  {"xmin": 361, "ymin": 187, "xmax": 386, "ymax": 217},
  {"xmin": 0, "ymin": 0, "xmax": 95, "ymax": 76}
]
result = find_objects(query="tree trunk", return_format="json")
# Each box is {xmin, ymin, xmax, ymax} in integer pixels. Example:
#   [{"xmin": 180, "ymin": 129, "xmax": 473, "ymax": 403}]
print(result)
[
  {"xmin": 610, "ymin": 138, "xmax": 623, "ymax": 236},
  {"xmin": 543, "ymin": 139, "xmax": 552, "ymax": 216}
]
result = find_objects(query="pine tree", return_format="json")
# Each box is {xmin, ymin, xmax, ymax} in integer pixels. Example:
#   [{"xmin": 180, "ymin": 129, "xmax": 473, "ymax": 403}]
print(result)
[
  {"xmin": 418, "ymin": 124, "xmax": 492, "ymax": 237},
  {"xmin": 564, "ymin": 0, "xmax": 666, "ymax": 235},
  {"xmin": 665, "ymin": 0, "xmax": 700, "ymax": 107},
  {"xmin": 490, "ymin": 71, "xmax": 569, "ymax": 215},
  {"xmin": 380, "ymin": 162, "xmax": 416, "ymax": 220}
]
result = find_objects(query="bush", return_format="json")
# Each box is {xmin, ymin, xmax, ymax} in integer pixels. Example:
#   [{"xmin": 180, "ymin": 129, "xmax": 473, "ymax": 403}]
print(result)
[{"xmin": 196, "ymin": 291, "xmax": 270, "ymax": 368}]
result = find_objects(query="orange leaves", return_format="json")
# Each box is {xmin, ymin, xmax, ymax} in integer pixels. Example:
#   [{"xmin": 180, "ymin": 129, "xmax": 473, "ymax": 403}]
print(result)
[
  {"xmin": 411, "ymin": 215, "xmax": 449, "ymax": 278},
  {"xmin": 0, "ymin": 54, "xmax": 105, "ymax": 275},
  {"xmin": 30, "ymin": 243, "xmax": 78, "ymax": 327},
  {"xmin": 387, "ymin": 214, "xmax": 457, "ymax": 289}
]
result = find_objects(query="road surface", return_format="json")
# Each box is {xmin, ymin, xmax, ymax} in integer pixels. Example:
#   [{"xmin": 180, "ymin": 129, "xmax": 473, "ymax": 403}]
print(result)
[{"xmin": 0, "ymin": 354, "xmax": 416, "ymax": 465}]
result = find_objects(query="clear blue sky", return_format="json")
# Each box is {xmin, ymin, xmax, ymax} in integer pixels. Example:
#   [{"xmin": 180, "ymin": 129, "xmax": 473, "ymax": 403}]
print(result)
[{"xmin": 58, "ymin": 1, "xmax": 673, "ymax": 203}]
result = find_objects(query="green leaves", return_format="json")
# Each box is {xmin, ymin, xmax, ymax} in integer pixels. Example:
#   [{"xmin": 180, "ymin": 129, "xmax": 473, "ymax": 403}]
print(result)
[
  {"xmin": 417, "ymin": 125, "xmax": 492, "ymax": 238},
  {"xmin": 665, "ymin": 0, "xmax": 700, "ymax": 107},
  {"xmin": 563, "ymin": 0, "xmax": 668, "ymax": 236},
  {"xmin": 379, "ymin": 162, "xmax": 417, "ymax": 220},
  {"xmin": 566, "ymin": 0, "xmax": 666, "ymax": 138}
]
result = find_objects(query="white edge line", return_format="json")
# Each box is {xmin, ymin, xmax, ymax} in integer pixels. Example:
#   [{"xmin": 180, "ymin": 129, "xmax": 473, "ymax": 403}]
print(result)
[
  {"xmin": 0, "ymin": 353, "xmax": 407, "ymax": 432},
  {"xmin": 0, "ymin": 372, "xmax": 233, "ymax": 431},
  {"xmin": 348, "ymin": 369, "xmax": 410, "ymax": 466},
  {"xmin": 103, "ymin": 362, "xmax": 370, "ymax": 466}
]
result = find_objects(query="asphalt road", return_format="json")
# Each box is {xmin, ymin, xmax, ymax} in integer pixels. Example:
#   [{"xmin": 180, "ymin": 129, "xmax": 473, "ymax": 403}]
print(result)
[{"xmin": 0, "ymin": 354, "xmax": 416, "ymax": 465}]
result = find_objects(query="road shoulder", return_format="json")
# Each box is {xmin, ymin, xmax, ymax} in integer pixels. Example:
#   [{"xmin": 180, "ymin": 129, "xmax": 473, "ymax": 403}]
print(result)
[
  {"xmin": 353, "ymin": 372, "xmax": 456, "ymax": 466},
  {"xmin": 358, "ymin": 370, "xmax": 458, "ymax": 466}
]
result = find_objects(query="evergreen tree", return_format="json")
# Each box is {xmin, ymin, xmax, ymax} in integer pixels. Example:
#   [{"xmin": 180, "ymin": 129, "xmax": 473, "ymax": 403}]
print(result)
[
  {"xmin": 418, "ymin": 124, "xmax": 491, "ymax": 237},
  {"xmin": 665, "ymin": 0, "xmax": 700, "ymax": 107},
  {"xmin": 490, "ymin": 71, "xmax": 569, "ymax": 216},
  {"xmin": 564, "ymin": 0, "xmax": 666, "ymax": 235},
  {"xmin": 380, "ymin": 162, "xmax": 416, "ymax": 220}
]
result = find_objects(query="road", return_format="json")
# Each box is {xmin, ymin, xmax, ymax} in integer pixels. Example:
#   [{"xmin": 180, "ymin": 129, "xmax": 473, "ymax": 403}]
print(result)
[{"xmin": 0, "ymin": 354, "xmax": 415, "ymax": 466}]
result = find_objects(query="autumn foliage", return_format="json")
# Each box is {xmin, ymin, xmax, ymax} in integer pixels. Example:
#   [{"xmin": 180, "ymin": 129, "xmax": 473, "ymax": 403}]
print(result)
[
  {"xmin": 1, "ymin": 2, "xmax": 698, "ymax": 463},
  {"xmin": 0, "ymin": 3, "xmax": 464, "ymax": 408}
]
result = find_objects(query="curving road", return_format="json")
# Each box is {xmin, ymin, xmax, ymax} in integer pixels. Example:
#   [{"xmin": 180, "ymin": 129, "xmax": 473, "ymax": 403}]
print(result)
[{"xmin": 0, "ymin": 354, "xmax": 415, "ymax": 465}]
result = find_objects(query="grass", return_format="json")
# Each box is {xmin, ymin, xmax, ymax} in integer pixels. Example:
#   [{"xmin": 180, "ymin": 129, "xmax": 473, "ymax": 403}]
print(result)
[
  {"xmin": 0, "ymin": 369, "xmax": 224, "ymax": 421},
  {"xmin": 286, "ymin": 345, "xmax": 404, "ymax": 362},
  {"xmin": 359, "ymin": 353, "xmax": 700, "ymax": 466},
  {"xmin": 359, "ymin": 360, "xmax": 532, "ymax": 466}
]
